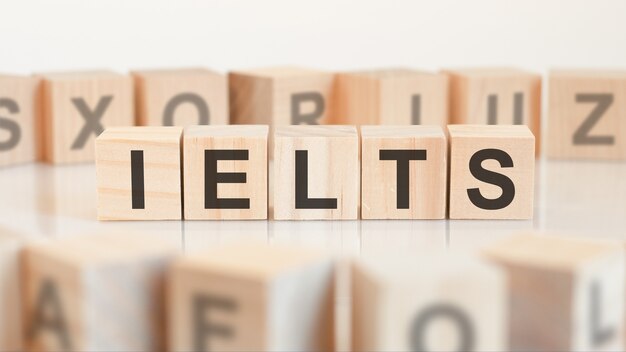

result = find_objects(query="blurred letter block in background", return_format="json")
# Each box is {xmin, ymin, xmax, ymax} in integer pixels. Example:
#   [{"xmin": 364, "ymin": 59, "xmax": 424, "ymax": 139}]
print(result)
[
  {"xmin": 360, "ymin": 125, "xmax": 447, "ymax": 219},
  {"xmin": 445, "ymin": 68, "xmax": 541, "ymax": 153},
  {"xmin": 351, "ymin": 254, "xmax": 507, "ymax": 351},
  {"xmin": 0, "ymin": 74, "xmax": 37, "ymax": 167},
  {"xmin": 273, "ymin": 125, "xmax": 359, "ymax": 220},
  {"xmin": 548, "ymin": 70, "xmax": 626, "ymax": 160},
  {"xmin": 132, "ymin": 68, "xmax": 228, "ymax": 127},
  {"xmin": 483, "ymin": 234, "xmax": 625, "ymax": 351},
  {"xmin": 448, "ymin": 125, "xmax": 535, "ymax": 220},
  {"xmin": 335, "ymin": 69, "xmax": 448, "ymax": 126},
  {"xmin": 95, "ymin": 127, "xmax": 183, "ymax": 220},
  {"xmin": 38, "ymin": 71, "xmax": 134, "ymax": 164},
  {"xmin": 23, "ymin": 234, "xmax": 178, "ymax": 352},
  {"xmin": 183, "ymin": 125, "xmax": 268, "ymax": 220},
  {"xmin": 168, "ymin": 244, "xmax": 335, "ymax": 352}
]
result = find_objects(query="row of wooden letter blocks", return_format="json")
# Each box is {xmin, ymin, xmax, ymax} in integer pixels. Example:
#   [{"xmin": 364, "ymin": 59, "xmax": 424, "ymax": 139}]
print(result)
[
  {"xmin": 95, "ymin": 124, "xmax": 535, "ymax": 220},
  {"xmin": 0, "ymin": 232, "xmax": 623, "ymax": 351},
  {"xmin": 1, "ymin": 67, "xmax": 625, "ymax": 167}
]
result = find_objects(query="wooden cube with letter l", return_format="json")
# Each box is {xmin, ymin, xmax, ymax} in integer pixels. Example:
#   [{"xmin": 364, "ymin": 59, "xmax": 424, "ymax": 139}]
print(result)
[
  {"xmin": 483, "ymin": 234, "xmax": 625, "ymax": 351},
  {"xmin": 335, "ymin": 68, "xmax": 448, "ymax": 126},
  {"xmin": 132, "ymin": 68, "xmax": 228, "ymax": 127},
  {"xmin": 95, "ymin": 126, "xmax": 183, "ymax": 220},
  {"xmin": 183, "ymin": 125, "xmax": 268, "ymax": 220},
  {"xmin": 351, "ymin": 253, "xmax": 507, "ymax": 352},
  {"xmin": 22, "ymin": 233, "xmax": 179, "ymax": 352},
  {"xmin": 448, "ymin": 125, "xmax": 535, "ymax": 220},
  {"xmin": 360, "ymin": 125, "xmax": 447, "ymax": 219},
  {"xmin": 444, "ymin": 67, "xmax": 541, "ymax": 153},
  {"xmin": 0, "ymin": 74, "xmax": 37, "ymax": 167},
  {"xmin": 168, "ymin": 244, "xmax": 335, "ymax": 352},
  {"xmin": 38, "ymin": 70, "xmax": 134, "ymax": 164},
  {"xmin": 547, "ymin": 70, "xmax": 626, "ymax": 160},
  {"xmin": 273, "ymin": 125, "xmax": 359, "ymax": 220}
]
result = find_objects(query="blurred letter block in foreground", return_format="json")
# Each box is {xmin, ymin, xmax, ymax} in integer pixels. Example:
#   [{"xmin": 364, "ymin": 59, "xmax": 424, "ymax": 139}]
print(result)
[{"xmin": 0, "ymin": 230, "xmax": 23, "ymax": 351}]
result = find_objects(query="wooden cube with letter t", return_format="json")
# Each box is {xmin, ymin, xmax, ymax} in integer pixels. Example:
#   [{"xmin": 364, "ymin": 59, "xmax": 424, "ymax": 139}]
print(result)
[
  {"xmin": 448, "ymin": 125, "xmax": 535, "ymax": 220},
  {"xmin": 444, "ymin": 68, "xmax": 541, "ymax": 153},
  {"xmin": 351, "ymin": 253, "xmax": 507, "ymax": 351},
  {"xmin": 547, "ymin": 70, "xmax": 626, "ymax": 160},
  {"xmin": 22, "ymin": 233, "xmax": 179, "ymax": 352},
  {"xmin": 483, "ymin": 234, "xmax": 625, "ymax": 351},
  {"xmin": 183, "ymin": 125, "xmax": 268, "ymax": 220},
  {"xmin": 38, "ymin": 71, "xmax": 134, "ymax": 164},
  {"xmin": 360, "ymin": 125, "xmax": 447, "ymax": 219},
  {"xmin": 0, "ymin": 74, "xmax": 37, "ymax": 167},
  {"xmin": 95, "ymin": 126, "xmax": 183, "ymax": 220},
  {"xmin": 273, "ymin": 125, "xmax": 359, "ymax": 220},
  {"xmin": 132, "ymin": 68, "xmax": 228, "ymax": 127},
  {"xmin": 168, "ymin": 244, "xmax": 335, "ymax": 352}
]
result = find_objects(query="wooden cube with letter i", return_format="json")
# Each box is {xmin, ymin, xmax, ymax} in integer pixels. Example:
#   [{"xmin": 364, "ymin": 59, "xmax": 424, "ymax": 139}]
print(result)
[{"xmin": 95, "ymin": 126, "xmax": 183, "ymax": 220}]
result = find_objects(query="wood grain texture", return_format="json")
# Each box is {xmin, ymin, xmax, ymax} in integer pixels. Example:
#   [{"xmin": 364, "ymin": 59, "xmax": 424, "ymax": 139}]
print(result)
[
  {"xmin": 273, "ymin": 125, "xmax": 359, "ymax": 220},
  {"xmin": 547, "ymin": 70, "xmax": 626, "ymax": 160},
  {"xmin": 351, "ymin": 253, "xmax": 507, "ymax": 352},
  {"xmin": 183, "ymin": 125, "xmax": 268, "ymax": 220},
  {"xmin": 444, "ymin": 67, "xmax": 541, "ymax": 155},
  {"xmin": 360, "ymin": 125, "xmax": 447, "ymax": 219},
  {"xmin": 38, "ymin": 71, "xmax": 134, "ymax": 164},
  {"xmin": 335, "ymin": 68, "xmax": 448, "ymax": 126},
  {"xmin": 448, "ymin": 125, "xmax": 535, "ymax": 219},
  {"xmin": 132, "ymin": 68, "xmax": 228, "ymax": 127},
  {"xmin": 483, "ymin": 234, "xmax": 625, "ymax": 351},
  {"xmin": 95, "ymin": 126, "xmax": 183, "ymax": 220},
  {"xmin": 0, "ymin": 74, "xmax": 37, "ymax": 167},
  {"xmin": 22, "ymin": 233, "xmax": 178, "ymax": 352},
  {"xmin": 168, "ymin": 244, "xmax": 335, "ymax": 352}
]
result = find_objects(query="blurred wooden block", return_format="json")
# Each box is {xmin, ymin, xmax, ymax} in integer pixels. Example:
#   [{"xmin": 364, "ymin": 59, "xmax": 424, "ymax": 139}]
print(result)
[
  {"xmin": 445, "ymin": 67, "xmax": 541, "ymax": 153},
  {"xmin": 168, "ymin": 244, "xmax": 335, "ymax": 352},
  {"xmin": 0, "ymin": 74, "xmax": 37, "ymax": 167},
  {"xmin": 483, "ymin": 234, "xmax": 625, "ymax": 351},
  {"xmin": 547, "ymin": 70, "xmax": 626, "ymax": 160},
  {"xmin": 22, "ymin": 233, "xmax": 178, "ymax": 352},
  {"xmin": 38, "ymin": 71, "xmax": 134, "ymax": 164},
  {"xmin": 352, "ymin": 253, "xmax": 507, "ymax": 352},
  {"xmin": 0, "ymin": 229, "xmax": 24, "ymax": 351},
  {"xmin": 273, "ymin": 125, "xmax": 359, "ymax": 220},
  {"xmin": 361, "ymin": 125, "xmax": 447, "ymax": 219},
  {"xmin": 133, "ymin": 68, "xmax": 228, "ymax": 127},
  {"xmin": 95, "ymin": 127, "xmax": 183, "ymax": 220},
  {"xmin": 229, "ymin": 66, "xmax": 335, "ymax": 126},
  {"xmin": 448, "ymin": 125, "xmax": 535, "ymax": 219},
  {"xmin": 183, "ymin": 125, "xmax": 268, "ymax": 220},
  {"xmin": 335, "ymin": 68, "xmax": 448, "ymax": 125}
]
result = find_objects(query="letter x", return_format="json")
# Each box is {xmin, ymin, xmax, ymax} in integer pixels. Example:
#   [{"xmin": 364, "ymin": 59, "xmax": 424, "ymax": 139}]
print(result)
[{"xmin": 70, "ymin": 95, "xmax": 112, "ymax": 150}]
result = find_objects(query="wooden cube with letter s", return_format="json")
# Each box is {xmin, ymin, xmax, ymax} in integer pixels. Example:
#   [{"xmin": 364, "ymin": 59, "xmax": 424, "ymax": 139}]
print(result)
[{"xmin": 0, "ymin": 74, "xmax": 37, "ymax": 167}]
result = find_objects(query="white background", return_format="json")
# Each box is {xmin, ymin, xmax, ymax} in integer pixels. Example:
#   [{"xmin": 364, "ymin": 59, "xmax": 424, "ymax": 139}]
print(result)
[{"xmin": 1, "ymin": 0, "xmax": 625, "ymax": 75}]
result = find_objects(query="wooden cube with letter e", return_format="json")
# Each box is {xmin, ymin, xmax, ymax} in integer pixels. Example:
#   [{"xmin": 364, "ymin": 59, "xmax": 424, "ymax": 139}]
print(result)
[
  {"xmin": 38, "ymin": 70, "xmax": 134, "ymax": 164},
  {"xmin": 133, "ymin": 68, "xmax": 228, "ymax": 127},
  {"xmin": 0, "ymin": 74, "xmax": 37, "ymax": 167},
  {"xmin": 547, "ymin": 70, "xmax": 626, "ymax": 160},
  {"xmin": 448, "ymin": 125, "xmax": 535, "ymax": 220},
  {"xmin": 168, "ymin": 244, "xmax": 335, "ymax": 352},
  {"xmin": 483, "ymin": 234, "xmax": 625, "ymax": 351}
]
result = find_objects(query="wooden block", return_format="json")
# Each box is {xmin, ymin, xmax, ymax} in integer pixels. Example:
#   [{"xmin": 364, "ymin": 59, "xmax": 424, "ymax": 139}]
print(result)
[
  {"xmin": 360, "ymin": 125, "xmax": 447, "ymax": 219},
  {"xmin": 483, "ymin": 234, "xmax": 625, "ymax": 351},
  {"xmin": 273, "ymin": 125, "xmax": 359, "ymax": 220},
  {"xmin": 448, "ymin": 125, "xmax": 535, "ymax": 219},
  {"xmin": 352, "ymin": 253, "xmax": 507, "ymax": 351},
  {"xmin": 183, "ymin": 125, "xmax": 268, "ymax": 220},
  {"xmin": 0, "ymin": 229, "xmax": 23, "ymax": 351},
  {"xmin": 168, "ymin": 244, "xmax": 335, "ymax": 351},
  {"xmin": 132, "ymin": 68, "xmax": 228, "ymax": 127},
  {"xmin": 22, "ymin": 233, "xmax": 178, "ymax": 352},
  {"xmin": 0, "ymin": 74, "xmax": 37, "ymax": 167},
  {"xmin": 38, "ymin": 70, "xmax": 133, "ymax": 164},
  {"xmin": 95, "ymin": 126, "xmax": 183, "ymax": 220},
  {"xmin": 547, "ymin": 70, "xmax": 626, "ymax": 160},
  {"xmin": 444, "ymin": 67, "xmax": 541, "ymax": 153},
  {"xmin": 335, "ymin": 68, "xmax": 448, "ymax": 125}
]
